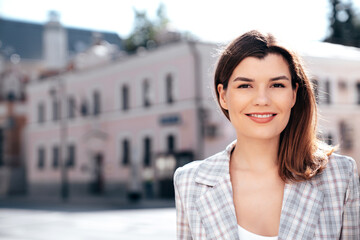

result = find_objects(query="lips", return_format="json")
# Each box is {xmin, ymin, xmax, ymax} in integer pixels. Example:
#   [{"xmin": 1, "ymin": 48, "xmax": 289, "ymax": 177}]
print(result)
[
  {"xmin": 246, "ymin": 113, "xmax": 276, "ymax": 118},
  {"xmin": 245, "ymin": 113, "xmax": 277, "ymax": 123}
]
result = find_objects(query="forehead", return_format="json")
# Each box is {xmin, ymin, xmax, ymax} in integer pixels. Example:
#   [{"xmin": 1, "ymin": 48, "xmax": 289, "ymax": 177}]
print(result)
[{"xmin": 231, "ymin": 53, "xmax": 290, "ymax": 78}]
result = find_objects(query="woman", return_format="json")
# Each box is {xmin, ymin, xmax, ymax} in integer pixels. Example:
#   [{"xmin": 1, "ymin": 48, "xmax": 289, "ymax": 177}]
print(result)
[{"xmin": 174, "ymin": 30, "xmax": 360, "ymax": 240}]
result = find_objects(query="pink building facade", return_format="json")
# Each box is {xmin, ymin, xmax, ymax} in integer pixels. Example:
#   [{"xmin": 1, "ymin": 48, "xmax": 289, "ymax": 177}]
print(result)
[
  {"xmin": 26, "ymin": 40, "xmax": 360, "ymax": 198},
  {"xmin": 26, "ymin": 41, "xmax": 234, "ymax": 198},
  {"xmin": 299, "ymin": 42, "xmax": 360, "ymax": 171}
]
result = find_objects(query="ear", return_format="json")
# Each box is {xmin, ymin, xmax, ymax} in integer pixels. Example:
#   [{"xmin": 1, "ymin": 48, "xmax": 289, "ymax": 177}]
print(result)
[
  {"xmin": 292, "ymin": 83, "xmax": 299, "ymax": 107},
  {"xmin": 217, "ymin": 84, "xmax": 228, "ymax": 110}
]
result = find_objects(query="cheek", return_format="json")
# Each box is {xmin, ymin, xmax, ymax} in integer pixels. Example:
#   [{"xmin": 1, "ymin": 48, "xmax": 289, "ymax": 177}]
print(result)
[
  {"xmin": 279, "ymin": 95, "xmax": 295, "ymax": 126},
  {"xmin": 226, "ymin": 95, "xmax": 246, "ymax": 113},
  {"xmin": 278, "ymin": 91, "xmax": 296, "ymax": 110}
]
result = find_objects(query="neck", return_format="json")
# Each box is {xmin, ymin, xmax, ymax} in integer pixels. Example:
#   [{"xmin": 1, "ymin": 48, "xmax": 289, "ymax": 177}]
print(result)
[{"xmin": 231, "ymin": 135, "xmax": 280, "ymax": 173}]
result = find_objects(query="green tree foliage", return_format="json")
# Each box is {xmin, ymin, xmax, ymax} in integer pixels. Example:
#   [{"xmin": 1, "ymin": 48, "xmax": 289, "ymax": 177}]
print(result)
[
  {"xmin": 124, "ymin": 3, "xmax": 172, "ymax": 53},
  {"xmin": 324, "ymin": 0, "xmax": 360, "ymax": 47}
]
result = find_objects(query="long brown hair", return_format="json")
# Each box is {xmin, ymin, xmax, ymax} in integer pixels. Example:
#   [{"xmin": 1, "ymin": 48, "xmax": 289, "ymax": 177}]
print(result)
[{"xmin": 214, "ymin": 30, "xmax": 333, "ymax": 182}]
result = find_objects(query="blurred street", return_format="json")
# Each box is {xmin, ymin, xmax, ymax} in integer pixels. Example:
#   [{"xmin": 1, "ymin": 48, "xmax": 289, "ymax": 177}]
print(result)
[{"xmin": 0, "ymin": 197, "xmax": 176, "ymax": 240}]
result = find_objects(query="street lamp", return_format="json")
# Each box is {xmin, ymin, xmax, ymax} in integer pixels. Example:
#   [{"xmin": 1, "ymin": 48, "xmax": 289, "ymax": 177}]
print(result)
[
  {"xmin": 49, "ymin": 76, "xmax": 69, "ymax": 201},
  {"xmin": 154, "ymin": 154, "xmax": 176, "ymax": 198},
  {"xmin": 155, "ymin": 155, "xmax": 176, "ymax": 176}
]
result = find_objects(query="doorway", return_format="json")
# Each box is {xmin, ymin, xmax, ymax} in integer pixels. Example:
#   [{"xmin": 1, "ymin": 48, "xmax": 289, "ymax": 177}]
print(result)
[{"xmin": 89, "ymin": 153, "xmax": 104, "ymax": 194}]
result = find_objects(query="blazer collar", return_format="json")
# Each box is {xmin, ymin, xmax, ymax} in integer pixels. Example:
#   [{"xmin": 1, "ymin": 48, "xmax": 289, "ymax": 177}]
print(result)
[
  {"xmin": 194, "ymin": 140, "xmax": 236, "ymax": 186},
  {"xmin": 194, "ymin": 140, "xmax": 324, "ymax": 239}
]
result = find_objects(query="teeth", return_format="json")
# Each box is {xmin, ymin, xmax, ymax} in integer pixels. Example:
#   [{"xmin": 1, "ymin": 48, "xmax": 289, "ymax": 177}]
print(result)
[{"xmin": 249, "ymin": 114, "xmax": 274, "ymax": 118}]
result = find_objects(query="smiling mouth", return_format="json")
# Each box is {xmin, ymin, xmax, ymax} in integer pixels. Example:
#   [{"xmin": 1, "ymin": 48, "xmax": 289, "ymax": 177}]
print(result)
[{"xmin": 246, "ymin": 113, "xmax": 277, "ymax": 118}]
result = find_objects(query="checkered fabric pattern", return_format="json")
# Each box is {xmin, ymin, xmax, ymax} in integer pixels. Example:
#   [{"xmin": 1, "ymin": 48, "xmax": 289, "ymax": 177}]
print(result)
[{"xmin": 174, "ymin": 140, "xmax": 360, "ymax": 240}]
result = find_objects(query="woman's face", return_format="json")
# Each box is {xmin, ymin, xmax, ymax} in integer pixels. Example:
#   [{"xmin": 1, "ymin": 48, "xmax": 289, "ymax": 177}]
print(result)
[{"xmin": 218, "ymin": 53, "xmax": 298, "ymax": 141}]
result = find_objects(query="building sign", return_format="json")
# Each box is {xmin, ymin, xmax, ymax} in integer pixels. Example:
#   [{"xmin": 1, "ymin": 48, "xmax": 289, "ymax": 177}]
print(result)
[{"xmin": 159, "ymin": 114, "xmax": 181, "ymax": 126}]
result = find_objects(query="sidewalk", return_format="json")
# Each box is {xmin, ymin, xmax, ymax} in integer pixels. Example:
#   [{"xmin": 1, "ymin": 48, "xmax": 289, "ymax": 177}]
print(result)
[{"xmin": 0, "ymin": 194, "xmax": 175, "ymax": 212}]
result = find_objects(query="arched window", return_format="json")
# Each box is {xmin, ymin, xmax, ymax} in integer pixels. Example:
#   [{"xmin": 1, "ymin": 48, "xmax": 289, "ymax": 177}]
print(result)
[
  {"xmin": 122, "ymin": 85, "xmax": 129, "ymax": 110},
  {"xmin": 80, "ymin": 99, "xmax": 88, "ymax": 116},
  {"xmin": 167, "ymin": 134, "xmax": 176, "ymax": 153},
  {"xmin": 143, "ymin": 137, "xmax": 152, "ymax": 167},
  {"xmin": 67, "ymin": 144, "xmax": 76, "ymax": 167},
  {"xmin": 52, "ymin": 99, "xmax": 60, "ymax": 121},
  {"xmin": 38, "ymin": 102, "xmax": 45, "ymax": 123},
  {"xmin": 166, "ymin": 74, "xmax": 174, "ymax": 104},
  {"xmin": 38, "ymin": 147, "xmax": 46, "ymax": 169},
  {"xmin": 143, "ymin": 79, "xmax": 151, "ymax": 107},
  {"xmin": 93, "ymin": 91, "xmax": 101, "ymax": 115},
  {"xmin": 68, "ymin": 96, "xmax": 76, "ymax": 119},
  {"xmin": 121, "ymin": 139, "xmax": 130, "ymax": 165},
  {"xmin": 52, "ymin": 145, "xmax": 60, "ymax": 168}
]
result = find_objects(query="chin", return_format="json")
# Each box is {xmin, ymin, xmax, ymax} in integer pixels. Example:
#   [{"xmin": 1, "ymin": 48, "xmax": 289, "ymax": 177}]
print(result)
[{"xmin": 240, "ymin": 130, "xmax": 282, "ymax": 141}]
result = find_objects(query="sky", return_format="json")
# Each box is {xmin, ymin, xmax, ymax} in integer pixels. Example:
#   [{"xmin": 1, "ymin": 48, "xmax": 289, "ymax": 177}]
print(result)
[{"xmin": 1, "ymin": 0, "xmax": 360, "ymax": 45}]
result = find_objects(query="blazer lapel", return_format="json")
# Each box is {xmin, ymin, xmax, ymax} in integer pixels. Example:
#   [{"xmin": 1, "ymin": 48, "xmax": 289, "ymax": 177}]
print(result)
[
  {"xmin": 194, "ymin": 141, "xmax": 239, "ymax": 240},
  {"xmin": 195, "ymin": 175, "xmax": 239, "ymax": 240},
  {"xmin": 279, "ymin": 180, "xmax": 324, "ymax": 240}
]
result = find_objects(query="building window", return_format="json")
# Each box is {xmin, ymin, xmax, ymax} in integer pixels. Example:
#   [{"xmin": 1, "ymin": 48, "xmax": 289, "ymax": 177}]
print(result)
[
  {"xmin": 0, "ymin": 129, "xmax": 4, "ymax": 167},
  {"xmin": 167, "ymin": 134, "xmax": 175, "ymax": 153},
  {"xmin": 7, "ymin": 92, "xmax": 16, "ymax": 101},
  {"xmin": 325, "ymin": 133, "xmax": 333, "ymax": 145},
  {"xmin": 93, "ymin": 91, "xmax": 101, "ymax": 115},
  {"xmin": 312, "ymin": 78, "xmax": 319, "ymax": 104},
  {"xmin": 122, "ymin": 85, "xmax": 129, "ymax": 111},
  {"xmin": 325, "ymin": 81, "xmax": 331, "ymax": 104},
  {"xmin": 339, "ymin": 121, "xmax": 353, "ymax": 150},
  {"xmin": 52, "ymin": 99, "xmax": 60, "ymax": 121},
  {"xmin": 52, "ymin": 146, "xmax": 60, "ymax": 168},
  {"xmin": 143, "ymin": 79, "xmax": 151, "ymax": 107},
  {"xmin": 122, "ymin": 139, "xmax": 130, "ymax": 165},
  {"xmin": 166, "ymin": 74, "xmax": 174, "ymax": 104},
  {"xmin": 143, "ymin": 137, "xmax": 152, "ymax": 167},
  {"xmin": 68, "ymin": 97, "xmax": 76, "ymax": 119},
  {"xmin": 38, "ymin": 102, "xmax": 45, "ymax": 123},
  {"xmin": 205, "ymin": 124, "xmax": 218, "ymax": 138},
  {"xmin": 357, "ymin": 82, "xmax": 360, "ymax": 104},
  {"xmin": 81, "ymin": 99, "xmax": 88, "ymax": 116},
  {"xmin": 67, "ymin": 144, "xmax": 76, "ymax": 167},
  {"xmin": 38, "ymin": 147, "xmax": 45, "ymax": 169}
]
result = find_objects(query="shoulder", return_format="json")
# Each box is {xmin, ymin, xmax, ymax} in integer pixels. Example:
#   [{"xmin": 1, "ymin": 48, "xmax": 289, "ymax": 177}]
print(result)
[
  {"xmin": 313, "ymin": 153, "xmax": 358, "ymax": 188},
  {"xmin": 173, "ymin": 160, "xmax": 203, "ymax": 184},
  {"xmin": 326, "ymin": 153, "xmax": 358, "ymax": 177},
  {"xmin": 173, "ymin": 149, "xmax": 228, "ymax": 185}
]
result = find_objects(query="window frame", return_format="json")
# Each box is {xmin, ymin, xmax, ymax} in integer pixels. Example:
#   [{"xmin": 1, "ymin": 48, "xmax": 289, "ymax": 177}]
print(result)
[
  {"xmin": 67, "ymin": 144, "xmax": 76, "ymax": 167},
  {"xmin": 38, "ymin": 102, "xmax": 45, "ymax": 123},
  {"xmin": 122, "ymin": 85, "xmax": 129, "ymax": 111},
  {"xmin": 143, "ymin": 137, "xmax": 152, "ymax": 167},
  {"xmin": 38, "ymin": 147, "xmax": 46, "ymax": 169}
]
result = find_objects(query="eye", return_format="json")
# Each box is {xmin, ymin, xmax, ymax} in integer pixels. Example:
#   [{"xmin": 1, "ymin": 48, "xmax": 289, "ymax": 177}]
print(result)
[
  {"xmin": 237, "ymin": 84, "xmax": 252, "ymax": 89},
  {"xmin": 272, "ymin": 83, "xmax": 285, "ymax": 88}
]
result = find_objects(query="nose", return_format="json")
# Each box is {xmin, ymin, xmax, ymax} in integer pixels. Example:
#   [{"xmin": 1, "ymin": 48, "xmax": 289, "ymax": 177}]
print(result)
[{"xmin": 253, "ymin": 88, "xmax": 271, "ymax": 106}]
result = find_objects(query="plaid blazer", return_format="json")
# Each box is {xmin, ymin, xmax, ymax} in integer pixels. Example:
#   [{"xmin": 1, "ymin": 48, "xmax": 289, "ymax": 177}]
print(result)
[{"xmin": 174, "ymin": 141, "xmax": 360, "ymax": 240}]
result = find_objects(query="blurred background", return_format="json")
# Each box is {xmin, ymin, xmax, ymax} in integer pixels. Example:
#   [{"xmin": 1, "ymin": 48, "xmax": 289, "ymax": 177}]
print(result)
[{"xmin": 0, "ymin": 0, "xmax": 360, "ymax": 239}]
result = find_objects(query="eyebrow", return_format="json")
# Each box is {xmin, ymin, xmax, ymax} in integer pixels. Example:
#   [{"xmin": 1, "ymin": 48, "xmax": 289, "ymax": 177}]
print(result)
[
  {"xmin": 270, "ymin": 75, "xmax": 290, "ymax": 81},
  {"xmin": 233, "ymin": 75, "xmax": 290, "ymax": 82}
]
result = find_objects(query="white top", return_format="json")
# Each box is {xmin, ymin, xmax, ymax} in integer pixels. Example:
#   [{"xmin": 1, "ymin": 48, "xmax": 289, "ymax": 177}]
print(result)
[{"xmin": 238, "ymin": 225, "xmax": 278, "ymax": 240}]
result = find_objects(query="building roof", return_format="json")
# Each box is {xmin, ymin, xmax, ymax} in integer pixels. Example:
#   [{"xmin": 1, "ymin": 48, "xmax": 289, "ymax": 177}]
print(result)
[
  {"xmin": 0, "ymin": 18, "xmax": 123, "ymax": 60},
  {"xmin": 290, "ymin": 40, "xmax": 360, "ymax": 61}
]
